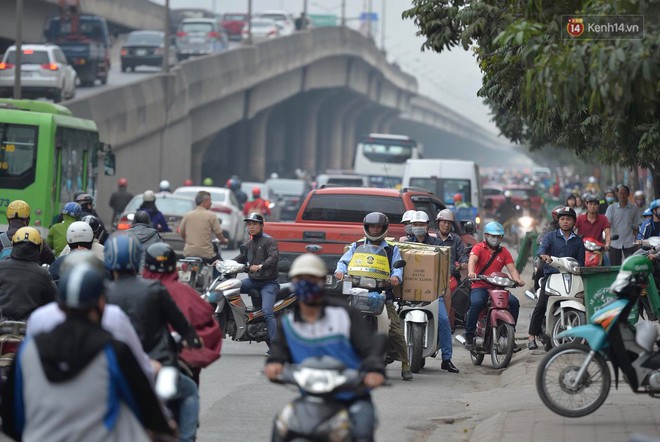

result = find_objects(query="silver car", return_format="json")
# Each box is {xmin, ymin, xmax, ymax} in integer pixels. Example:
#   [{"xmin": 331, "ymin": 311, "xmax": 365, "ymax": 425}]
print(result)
[
  {"xmin": 0, "ymin": 44, "xmax": 77, "ymax": 102},
  {"xmin": 175, "ymin": 18, "xmax": 229, "ymax": 61}
]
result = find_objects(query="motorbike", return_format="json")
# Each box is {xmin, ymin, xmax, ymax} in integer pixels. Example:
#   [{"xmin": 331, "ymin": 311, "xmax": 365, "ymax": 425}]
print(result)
[
  {"xmin": 455, "ymin": 272, "xmax": 519, "ymax": 369},
  {"xmin": 399, "ymin": 297, "xmax": 440, "ymax": 373},
  {"xmin": 632, "ymin": 236, "xmax": 660, "ymax": 321},
  {"xmin": 536, "ymin": 268, "xmax": 660, "ymax": 417},
  {"xmin": 525, "ymin": 256, "xmax": 586, "ymax": 351},
  {"xmin": 177, "ymin": 257, "xmax": 213, "ymax": 293},
  {"xmin": 0, "ymin": 320, "xmax": 26, "ymax": 382},
  {"xmin": 510, "ymin": 215, "xmax": 539, "ymax": 250},
  {"xmin": 583, "ymin": 237, "xmax": 607, "ymax": 267},
  {"xmin": 204, "ymin": 260, "xmax": 293, "ymax": 343},
  {"xmin": 270, "ymin": 353, "xmax": 385, "ymax": 442}
]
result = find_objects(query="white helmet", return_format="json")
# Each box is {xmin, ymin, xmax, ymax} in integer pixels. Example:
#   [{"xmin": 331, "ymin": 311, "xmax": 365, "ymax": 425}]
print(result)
[
  {"xmin": 634, "ymin": 190, "xmax": 645, "ymax": 198},
  {"xmin": 588, "ymin": 176, "xmax": 597, "ymax": 184},
  {"xmin": 143, "ymin": 190, "xmax": 156, "ymax": 202},
  {"xmin": 410, "ymin": 211, "xmax": 429, "ymax": 223},
  {"xmin": 66, "ymin": 221, "xmax": 94, "ymax": 245},
  {"xmin": 504, "ymin": 190, "xmax": 512, "ymax": 198},
  {"xmin": 288, "ymin": 253, "xmax": 327, "ymax": 278},
  {"xmin": 401, "ymin": 209, "xmax": 416, "ymax": 224},
  {"xmin": 159, "ymin": 180, "xmax": 171, "ymax": 192},
  {"xmin": 436, "ymin": 208, "xmax": 455, "ymax": 222}
]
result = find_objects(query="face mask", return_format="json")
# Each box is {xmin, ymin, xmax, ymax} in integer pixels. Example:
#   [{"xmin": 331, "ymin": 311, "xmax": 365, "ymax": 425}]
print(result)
[
  {"xmin": 485, "ymin": 236, "xmax": 502, "ymax": 248},
  {"xmin": 404, "ymin": 224, "xmax": 412, "ymax": 235},
  {"xmin": 293, "ymin": 279, "xmax": 323, "ymax": 305},
  {"xmin": 606, "ymin": 196, "xmax": 615, "ymax": 204},
  {"xmin": 411, "ymin": 226, "xmax": 427, "ymax": 236},
  {"xmin": 636, "ymin": 200, "xmax": 645, "ymax": 208}
]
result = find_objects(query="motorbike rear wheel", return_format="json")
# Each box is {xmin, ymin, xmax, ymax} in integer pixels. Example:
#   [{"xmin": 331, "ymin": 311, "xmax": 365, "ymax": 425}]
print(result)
[
  {"xmin": 490, "ymin": 322, "xmax": 515, "ymax": 369},
  {"xmin": 536, "ymin": 342, "xmax": 610, "ymax": 417},
  {"xmin": 551, "ymin": 309, "xmax": 586, "ymax": 348},
  {"xmin": 408, "ymin": 323, "xmax": 425, "ymax": 373}
]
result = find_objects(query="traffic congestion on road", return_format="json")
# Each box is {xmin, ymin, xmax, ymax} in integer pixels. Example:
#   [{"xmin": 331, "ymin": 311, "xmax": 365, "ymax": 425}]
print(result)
[{"xmin": 1, "ymin": 1, "xmax": 660, "ymax": 441}]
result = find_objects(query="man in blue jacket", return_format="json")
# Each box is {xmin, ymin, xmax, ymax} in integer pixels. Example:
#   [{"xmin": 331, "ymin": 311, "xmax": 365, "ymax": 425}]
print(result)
[{"xmin": 527, "ymin": 207, "xmax": 585, "ymax": 350}]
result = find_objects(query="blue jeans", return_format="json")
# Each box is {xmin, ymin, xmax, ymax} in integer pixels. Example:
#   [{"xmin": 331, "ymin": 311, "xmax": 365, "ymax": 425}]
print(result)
[
  {"xmin": 437, "ymin": 299, "xmax": 452, "ymax": 360},
  {"xmin": 241, "ymin": 278, "xmax": 280, "ymax": 344},
  {"xmin": 347, "ymin": 397, "xmax": 377, "ymax": 442},
  {"xmin": 465, "ymin": 288, "xmax": 520, "ymax": 339},
  {"xmin": 171, "ymin": 373, "xmax": 199, "ymax": 442}
]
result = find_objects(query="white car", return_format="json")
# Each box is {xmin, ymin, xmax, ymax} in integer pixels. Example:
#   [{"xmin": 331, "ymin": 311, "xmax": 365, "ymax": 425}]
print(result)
[
  {"xmin": 242, "ymin": 18, "xmax": 280, "ymax": 42},
  {"xmin": 173, "ymin": 186, "xmax": 247, "ymax": 249},
  {"xmin": 257, "ymin": 10, "xmax": 296, "ymax": 35},
  {"xmin": 0, "ymin": 44, "xmax": 77, "ymax": 102}
]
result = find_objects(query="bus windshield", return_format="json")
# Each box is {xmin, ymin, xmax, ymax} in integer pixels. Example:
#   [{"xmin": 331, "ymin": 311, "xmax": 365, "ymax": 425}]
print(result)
[
  {"xmin": 354, "ymin": 134, "xmax": 418, "ymax": 188},
  {"xmin": 0, "ymin": 123, "xmax": 38, "ymax": 189},
  {"xmin": 409, "ymin": 177, "xmax": 472, "ymax": 205},
  {"xmin": 360, "ymin": 142, "xmax": 413, "ymax": 164}
]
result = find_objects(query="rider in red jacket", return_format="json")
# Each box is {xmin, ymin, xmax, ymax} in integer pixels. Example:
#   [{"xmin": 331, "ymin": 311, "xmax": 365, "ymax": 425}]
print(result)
[{"xmin": 143, "ymin": 243, "xmax": 222, "ymax": 385}]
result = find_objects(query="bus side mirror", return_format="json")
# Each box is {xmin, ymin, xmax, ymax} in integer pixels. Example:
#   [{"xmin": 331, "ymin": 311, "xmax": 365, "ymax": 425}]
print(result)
[{"xmin": 104, "ymin": 152, "xmax": 116, "ymax": 176}]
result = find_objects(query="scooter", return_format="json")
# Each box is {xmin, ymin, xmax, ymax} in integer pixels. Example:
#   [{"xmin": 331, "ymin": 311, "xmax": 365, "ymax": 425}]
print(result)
[
  {"xmin": 525, "ymin": 256, "xmax": 586, "ymax": 351},
  {"xmin": 511, "ymin": 215, "xmax": 539, "ymax": 250},
  {"xmin": 399, "ymin": 297, "xmax": 440, "ymax": 373},
  {"xmin": 536, "ymin": 262, "xmax": 660, "ymax": 418},
  {"xmin": 583, "ymin": 237, "xmax": 607, "ymax": 267},
  {"xmin": 455, "ymin": 272, "xmax": 519, "ymax": 369},
  {"xmin": 0, "ymin": 320, "xmax": 26, "ymax": 383},
  {"xmin": 205, "ymin": 260, "xmax": 293, "ymax": 343},
  {"xmin": 632, "ymin": 236, "xmax": 660, "ymax": 321}
]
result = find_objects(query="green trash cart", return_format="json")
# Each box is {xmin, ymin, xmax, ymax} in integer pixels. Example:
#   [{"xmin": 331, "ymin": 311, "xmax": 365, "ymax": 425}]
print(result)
[
  {"xmin": 581, "ymin": 266, "xmax": 660, "ymax": 324},
  {"xmin": 515, "ymin": 231, "xmax": 539, "ymax": 274}
]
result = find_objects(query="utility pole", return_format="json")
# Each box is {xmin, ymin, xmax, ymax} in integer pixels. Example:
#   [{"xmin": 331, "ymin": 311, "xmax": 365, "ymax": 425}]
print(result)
[
  {"xmin": 14, "ymin": 0, "xmax": 23, "ymax": 99},
  {"xmin": 247, "ymin": 0, "xmax": 253, "ymax": 44},
  {"xmin": 367, "ymin": 0, "xmax": 373, "ymax": 39},
  {"xmin": 341, "ymin": 0, "xmax": 346, "ymax": 27},
  {"xmin": 380, "ymin": 0, "xmax": 385, "ymax": 50},
  {"xmin": 162, "ymin": 0, "xmax": 170, "ymax": 73},
  {"xmin": 302, "ymin": 0, "xmax": 308, "ymax": 30}
]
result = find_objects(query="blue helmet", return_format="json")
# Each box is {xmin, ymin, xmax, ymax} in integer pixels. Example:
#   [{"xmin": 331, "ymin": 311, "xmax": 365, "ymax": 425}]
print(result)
[
  {"xmin": 104, "ymin": 232, "xmax": 142, "ymax": 272},
  {"xmin": 57, "ymin": 262, "xmax": 105, "ymax": 310},
  {"xmin": 643, "ymin": 207, "xmax": 653, "ymax": 217},
  {"xmin": 650, "ymin": 199, "xmax": 660, "ymax": 211},
  {"xmin": 62, "ymin": 202, "xmax": 82, "ymax": 218},
  {"xmin": 483, "ymin": 221, "xmax": 505, "ymax": 236}
]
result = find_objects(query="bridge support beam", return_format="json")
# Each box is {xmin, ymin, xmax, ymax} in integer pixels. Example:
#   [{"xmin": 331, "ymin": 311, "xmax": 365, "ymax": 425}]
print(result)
[
  {"xmin": 341, "ymin": 100, "xmax": 371, "ymax": 170},
  {"xmin": 246, "ymin": 109, "xmax": 272, "ymax": 181},
  {"xmin": 325, "ymin": 95, "xmax": 363, "ymax": 171}
]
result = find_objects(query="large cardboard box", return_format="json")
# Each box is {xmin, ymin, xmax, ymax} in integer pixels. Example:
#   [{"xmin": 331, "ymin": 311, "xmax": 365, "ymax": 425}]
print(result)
[
  {"xmin": 396, "ymin": 249, "xmax": 440, "ymax": 302},
  {"xmin": 391, "ymin": 241, "xmax": 451, "ymax": 300}
]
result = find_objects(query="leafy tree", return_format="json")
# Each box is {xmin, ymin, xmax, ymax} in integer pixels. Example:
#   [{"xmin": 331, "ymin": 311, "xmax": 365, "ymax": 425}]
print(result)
[{"xmin": 403, "ymin": 0, "xmax": 660, "ymax": 197}]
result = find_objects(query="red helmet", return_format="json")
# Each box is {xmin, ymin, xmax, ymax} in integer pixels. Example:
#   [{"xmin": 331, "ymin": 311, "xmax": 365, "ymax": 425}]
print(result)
[
  {"xmin": 183, "ymin": 179, "xmax": 193, "ymax": 186},
  {"xmin": 453, "ymin": 193, "xmax": 463, "ymax": 202},
  {"xmin": 117, "ymin": 178, "xmax": 128, "ymax": 187},
  {"xmin": 252, "ymin": 186, "xmax": 261, "ymax": 197}
]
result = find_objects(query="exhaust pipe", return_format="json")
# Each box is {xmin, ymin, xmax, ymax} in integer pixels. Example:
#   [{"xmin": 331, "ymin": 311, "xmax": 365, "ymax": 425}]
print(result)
[{"xmin": 454, "ymin": 335, "xmax": 466, "ymax": 344}]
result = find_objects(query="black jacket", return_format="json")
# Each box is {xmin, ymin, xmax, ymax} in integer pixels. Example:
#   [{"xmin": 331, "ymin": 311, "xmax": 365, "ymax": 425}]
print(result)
[
  {"xmin": 0, "ymin": 220, "xmax": 55, "ymax": 264},
  {"xmin": 236, "ymin": 232, "xmax": 279, "ymax": 281},
  {"xmin": 0, "ymin": 244, "xmax": 57, "ymax": 319},
  {"xmin": 106, "ymin": 274, "xmax": 198, "ymax": 366}
]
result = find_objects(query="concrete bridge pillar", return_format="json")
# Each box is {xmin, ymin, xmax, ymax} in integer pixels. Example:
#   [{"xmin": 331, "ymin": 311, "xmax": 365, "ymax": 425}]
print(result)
[
  {"xmin": 341, "ymin": 100, "xmax": 371, "ymax": 170},
  {"xmin": 266, "ymin": 110, "xmax": 287, "ymax": 178},
  {"xmin": 247, "ymin": 109, "xmax": 272, "ymax": 181},
  {"xmin": 325, "ymin": 95, "xmax": 363, "ymax": 170},
  {"xmin": 299, "ymin": 92, "xmax": 332, "ymax": 175}
]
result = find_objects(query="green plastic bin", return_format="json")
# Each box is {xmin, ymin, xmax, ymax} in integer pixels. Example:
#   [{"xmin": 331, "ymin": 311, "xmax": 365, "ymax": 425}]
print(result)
[{"xmin": 514, "ymin": 231, "xmax": 539, "ymax": 274}]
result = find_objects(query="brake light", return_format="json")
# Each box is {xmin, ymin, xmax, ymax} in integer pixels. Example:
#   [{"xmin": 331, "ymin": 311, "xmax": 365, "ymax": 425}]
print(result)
[
  {"xmin": 211, "ymin": 205, "xmax": 232, "ymax": 214},
  {"xmin": 41, "ymin": 63, "xmax": 59, "ymax": 71},
  {"xmin": 117, "ymin": 217, "xmax": 131, "ymax": 230},
  {"xmin": 120, "ymin": 48, "xmax": 128, "ymax": 56},
  {"xmin": 23, "ymin": 49, "xmax": 34, "ymax": 54},
  {"xmin": 207, "ymin": 31, "xmax": 220, "ymax": 38},
  {"xmin": 176, "ymin": 31, "xmax": 187, "ymax": 37},
  {"xmin": 0, "ymin": 62, "xmax": 13, "ymax": 70}
]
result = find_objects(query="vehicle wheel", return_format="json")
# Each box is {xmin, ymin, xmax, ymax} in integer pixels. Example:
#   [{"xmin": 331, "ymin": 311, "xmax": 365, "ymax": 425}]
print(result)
[
  {"xmin": 490, "ymin": 322, "xmax": 515, "ymax": 369},
  {"xmin": 470, "ymin": 351, "xmax": 484, "ymax": 365},
  {"xmin": 121, "ymin": 64, "xmax": 128, "ymax": 72},
  {"xmin": 536, "ymin": 342, "xmax": 610, "ymax": 417},
  {"xmin": 407, "ymin": 323, "xmax": 424, "ymax": 373},
  {"xmin": 53, "ymin": 88, "xmax": 63, "ymax": 103},
  {"xmin": 81, "ymin": 79, "xmax": 94, "ymax": 87},
  {"xmin": 100, "ymin": 74, "xmax": 108, "ymax": 85},
  {"xmin": 551, "ymin": 309, "xmax": 586, "ymax": 348},
  {"xmin": 68, "ymin": 84, "xmax": 76, "ymax": 99}
]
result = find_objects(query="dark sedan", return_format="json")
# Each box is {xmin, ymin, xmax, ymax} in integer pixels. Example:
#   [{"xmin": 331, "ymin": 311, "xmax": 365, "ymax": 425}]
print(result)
[{"xmin": 120, "ymin": 30, "xmax": 176, "ymax": 72}]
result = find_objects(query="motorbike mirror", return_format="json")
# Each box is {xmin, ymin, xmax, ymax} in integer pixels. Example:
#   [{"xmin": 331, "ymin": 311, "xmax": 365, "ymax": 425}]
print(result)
[
  {"xmin": 611, "ymin": 234, "xmax": 619, "ymax": 241},
  {"xmin": 463, "ymin": 221, "xmax": 476, "ymax": 234},
  {"xmin": 239, "ymin": 244, "xmax": 247, "ymax": 256},
  {"xmin": 392, "ymin": 260, "xmax": 406, "ymax": 269}
]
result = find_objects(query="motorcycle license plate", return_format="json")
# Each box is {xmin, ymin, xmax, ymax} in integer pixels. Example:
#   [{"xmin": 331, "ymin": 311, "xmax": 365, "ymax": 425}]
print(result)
[
  {"xmin": 325, "ymin": 275, "xmax": 333, "ymax": 285},
  {"xmin": 179, "ymin": 270, "xmax": 191, "ymax": 282}
]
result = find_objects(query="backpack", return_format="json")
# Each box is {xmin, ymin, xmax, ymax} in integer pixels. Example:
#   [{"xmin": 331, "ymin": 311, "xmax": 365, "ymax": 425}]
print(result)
[{"xmin": 0, "ymin": 232, "xmax": 12, "ymax": 260}]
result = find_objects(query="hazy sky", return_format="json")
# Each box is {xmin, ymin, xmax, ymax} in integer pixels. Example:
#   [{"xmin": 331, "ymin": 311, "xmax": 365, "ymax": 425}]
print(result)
[{"xmin": 150, "ymin": 0, "xmax": 500, "ymax": 136}]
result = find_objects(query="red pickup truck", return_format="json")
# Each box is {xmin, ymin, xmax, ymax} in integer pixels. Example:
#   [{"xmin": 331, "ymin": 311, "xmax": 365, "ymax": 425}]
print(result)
[{"xmin": 265, "ymin": 187, "xmax": 451, "ymax": 294}]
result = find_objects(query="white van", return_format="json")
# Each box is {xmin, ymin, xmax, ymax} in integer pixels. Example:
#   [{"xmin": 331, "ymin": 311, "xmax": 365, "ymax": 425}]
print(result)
[{"xmin": 402, "ymin": 159, "xmax": 482, "ymax": 208}]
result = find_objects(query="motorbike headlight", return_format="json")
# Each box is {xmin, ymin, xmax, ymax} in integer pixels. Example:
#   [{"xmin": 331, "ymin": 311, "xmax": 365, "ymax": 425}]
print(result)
[
  {"xmin": 293, "ymin": 368, "xmax": 347, "ymax": 394},
  {"xmin": 361, "ymin": 277, "xmax": 377, "ymax": 289},
  {"xmin": 519, "ymin": 217, "xmax": 533, "ymax": 228},
  {"xmin": 584, "ymin": 241, "xmax": 598, "ymax": 251}
]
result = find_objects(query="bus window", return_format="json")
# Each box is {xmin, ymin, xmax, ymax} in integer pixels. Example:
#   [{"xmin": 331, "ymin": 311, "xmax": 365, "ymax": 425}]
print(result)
[
  {"xmin": 0, "ymin": 124, "xmax": 38, "ymax": 189},
  {"xmin": 57, "ymin": 128, "xmax": 92, "ymax": 204},
  {"xmin": 409, "ymin": 177, "xmax": 472, "ymax": 205}
]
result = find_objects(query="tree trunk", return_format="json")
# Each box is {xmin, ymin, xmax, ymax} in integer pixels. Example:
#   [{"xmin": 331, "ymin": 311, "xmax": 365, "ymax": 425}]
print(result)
[{"xmin": 651, "ymin": 161, "xmax": 660, "ymax": 200}]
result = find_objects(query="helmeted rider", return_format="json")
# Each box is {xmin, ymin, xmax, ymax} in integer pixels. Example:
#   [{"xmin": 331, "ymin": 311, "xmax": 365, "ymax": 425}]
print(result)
[
  {"xmin": 104, "ymin": 232, "xmax": 203, "ymax": 442},
  {"xmin": 0, "ymin": 199, "xmax": 55, "ymax": 264},
  {"xmin": 265, "ymin": 253, "xmax": 386, "ymax": 442},
  {"xmin": 399, "ymin": 209, "xmax": 416, "ymax": 241},
  {"xmin": 405, "ymin": 210, "xmax": 461, "ymax": 374},
  {"xmin": 634, "ymin": 190, "xmax": 646, "ymax": 209},
  {"xmin": 109, "ymin": 177, "xmax": 134, "ymax": 222},
  {"xmin": 495, "ymin": 190, "xmax": 518, "ymax": 227},
  {"xmin": 242, "ymin": 186, "xmax": 272, "ymax": 217},
  {"xmin": 335, "ymin": 212, "xmax": 412, "ymax": 381},
  {"xmin": 47, "ymin": 202, "xmax": 82, "ymax": 256},
  {"xmin": 159, "ymin": 180, "xmax": 172, "ymax": 193},
  {"xmin": 0, "ymin": 227, "xmax": 57, "ymax": 320},
  {"xmin": 138, "ymin": 190, "xmax": 171, "ymax": 233},
  {"xmin": 49, "ymin": 221, "xmax": 101, "ymax": 282},
  {"xmin": 235, "ymin": 213, "xmax": 280, "ymax": 353},
  {"xmin": 464, "ymin": 222, "xmax": 524, "ymax": 351},
  {"xmin": 202, "ymin": 177, "xmax": 214, "ymax": 186},
  {"xmin": 74, "ymin": 193, "xmax": 107, "ymax": 244},
  {"xmin": 527, "ymin": 207, "xmax": 585, "ymax": 350},
  {"xmin": 226, "ymin": 176, "xmax": 248, "ymax": 208},
  {"xmin": 129, "ymin": 210, "xmax": 163, "ymax": 274},
  {"xmin": 183, "ymin": 179, "xmax": 194, "ymax": 186},
  {"xmin": 638, "ymin": 199, "xmax": 660, "ymax": 240}
]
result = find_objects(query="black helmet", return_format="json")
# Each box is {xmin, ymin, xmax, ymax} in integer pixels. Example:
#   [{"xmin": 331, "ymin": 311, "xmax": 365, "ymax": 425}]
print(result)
[
  {"xmin": 81, "ymin": 215, "xmax": 102, "ymax": 236},
  {"xmin": 363, "ymin": 212, "xmax": 389, "ymax": 242},
  {"xmin": 75, "ymin": 193, "xmax": 94, "ymax": 206},
  {"xmin": 133, "ymin": 210, "xmax": 151, "ymax": 225},
  {"xmin": 556, "ymin": 206, "xmax": 577, "ymax": 220},
  {"xmin": 145, "ymin": 242, "xmax": 176, "ymax": 274},
  {"xmin": 584, "ymin": 194, "xmax": 600, "ymax": 204},
  {"xmin": 244, "ymin": 213, "xmax": 264, "ymax": 223}
]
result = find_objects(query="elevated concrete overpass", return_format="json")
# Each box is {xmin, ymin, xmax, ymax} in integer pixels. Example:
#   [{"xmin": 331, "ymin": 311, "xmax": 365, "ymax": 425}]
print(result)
[
  {"xmin": 51, "ymin": 27, "xmax": 508, "ymax": 221},
  {"xmin": 1, "ymin": 0, "xmax": 163, "ymax": 48}
]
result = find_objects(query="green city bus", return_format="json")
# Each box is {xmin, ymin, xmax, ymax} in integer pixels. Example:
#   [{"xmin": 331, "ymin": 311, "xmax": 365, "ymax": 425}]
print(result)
[{"xmin": 0, "ymin": 99, "xmax": 114, "ymax": 236}]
